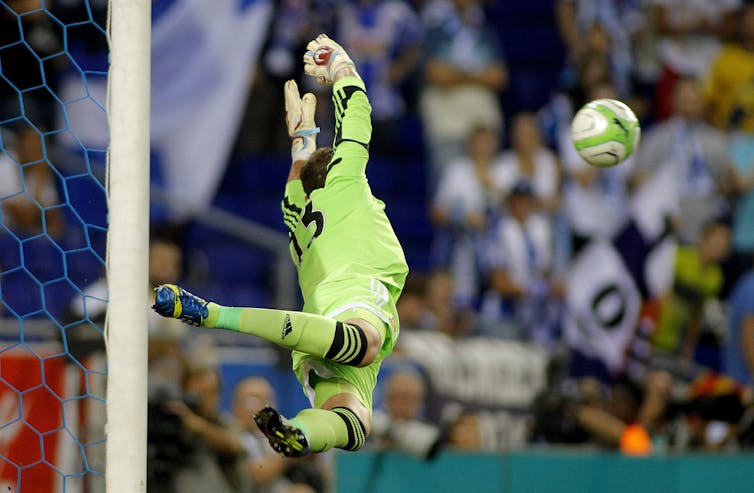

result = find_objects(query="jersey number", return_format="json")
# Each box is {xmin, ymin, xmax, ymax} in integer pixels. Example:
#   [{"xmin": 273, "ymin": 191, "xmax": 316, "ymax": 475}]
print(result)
[{"xmin": 291, "ymin": 202, "xmax": 325, "ymax": 264}]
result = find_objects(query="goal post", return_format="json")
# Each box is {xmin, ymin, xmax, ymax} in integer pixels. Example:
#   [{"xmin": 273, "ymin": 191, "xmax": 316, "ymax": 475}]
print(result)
[{"xmin": 105, "ymin": 1, "xmax": 151, "ymax": 492}]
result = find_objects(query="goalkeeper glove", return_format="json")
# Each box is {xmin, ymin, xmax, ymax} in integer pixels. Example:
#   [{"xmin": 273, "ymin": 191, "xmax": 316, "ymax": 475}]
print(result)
[
  {"xmin": 284, "ymin": 79, "xmax": 319, "ymax": 162},
  {"xmin": 303, "ymin": 34, "xmax": 359, "ymax": 86}
]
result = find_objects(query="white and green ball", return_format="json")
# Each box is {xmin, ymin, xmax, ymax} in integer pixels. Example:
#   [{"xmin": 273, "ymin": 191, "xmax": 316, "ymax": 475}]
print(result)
[{"xmin": 570, "ymin": 98, "xmax": 641, "ymax": 167}]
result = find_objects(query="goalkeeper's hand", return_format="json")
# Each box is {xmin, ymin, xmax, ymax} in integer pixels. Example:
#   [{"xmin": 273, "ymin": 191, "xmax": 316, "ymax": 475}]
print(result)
[
  {"xmin": 303, "ymin": 34, "xmax": 359, "ymax": 86},
  {"xmin": 284, "ymin": 79, "xmax": 319, "ymax": 162}
]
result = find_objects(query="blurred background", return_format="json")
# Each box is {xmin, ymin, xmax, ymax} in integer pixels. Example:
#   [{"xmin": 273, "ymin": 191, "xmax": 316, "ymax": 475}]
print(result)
[{"xmin": 2, "ymin": 0, "xmax": 754, "ymax": 492}]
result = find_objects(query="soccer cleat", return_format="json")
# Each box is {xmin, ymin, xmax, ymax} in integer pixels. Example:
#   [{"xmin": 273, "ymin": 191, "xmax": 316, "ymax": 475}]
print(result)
[
  {"xmin": 253, "ymin": 405, "xmax": 310, "ymax": 457},
  {"xmin": 152, "ymin": 284, "xmax": 209, "ymax": 326}
]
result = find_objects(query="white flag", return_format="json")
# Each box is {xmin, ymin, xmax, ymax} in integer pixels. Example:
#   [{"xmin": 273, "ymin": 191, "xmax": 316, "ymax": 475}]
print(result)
[
  {"xmin": 564, "ymin": 165, "xmax": 678, "ymax": 374},
  {"xmin": 564, "ymin": 240, "xmax": 642, "ymax": 373},
  {"xmin": 150, "ymin": 0, "xmax": 272, "ymax": 215},
  {"xmin": 58, "ymin": 0, "xmax": 272, "ymax": 217}
]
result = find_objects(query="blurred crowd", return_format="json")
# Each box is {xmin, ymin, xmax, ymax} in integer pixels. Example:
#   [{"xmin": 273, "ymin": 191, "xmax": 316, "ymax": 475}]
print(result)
[{"xmin": 3, "ymin": 0, "xmax": 754, "ymax": 491}]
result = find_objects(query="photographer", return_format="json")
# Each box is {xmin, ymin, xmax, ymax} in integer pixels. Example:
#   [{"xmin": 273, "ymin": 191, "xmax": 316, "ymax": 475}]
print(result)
[
  {"xmin": 531, "ymin": 372, "xmax": 672, "ymax": 454},
  {"xmin": 149, "ymin": 366, "xmax": 245, "ymax": 493}
]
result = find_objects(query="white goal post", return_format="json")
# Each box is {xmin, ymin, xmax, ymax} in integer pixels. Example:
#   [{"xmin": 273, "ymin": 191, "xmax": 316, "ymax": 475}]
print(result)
[{"xmin": 105, "ymin": 1, "xmax": 151, "ymax": 492}]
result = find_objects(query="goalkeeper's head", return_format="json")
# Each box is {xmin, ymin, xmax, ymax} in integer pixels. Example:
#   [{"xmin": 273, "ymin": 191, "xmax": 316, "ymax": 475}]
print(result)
[{"xmin": 301, "ymin": 147, "xmax": 334, "ymax": 196}]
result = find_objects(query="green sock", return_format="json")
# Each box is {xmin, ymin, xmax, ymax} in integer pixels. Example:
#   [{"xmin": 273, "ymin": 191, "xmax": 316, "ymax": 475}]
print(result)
[
  {"xmin": 203, "ymin": 303, "xmax": 373, "ymax": 366},
  {"xmin": 291, "ymin": 407, "xmax": 366, "ymax": 452}
]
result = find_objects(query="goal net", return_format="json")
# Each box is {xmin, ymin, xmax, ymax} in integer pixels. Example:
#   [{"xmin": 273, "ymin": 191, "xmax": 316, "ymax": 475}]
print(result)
[{"xmin": 0, "ymin": 1, "xmax": 150, "ymax": 491}]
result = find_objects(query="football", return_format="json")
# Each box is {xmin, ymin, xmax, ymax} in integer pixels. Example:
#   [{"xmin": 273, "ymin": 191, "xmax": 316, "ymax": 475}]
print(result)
[
  {"xmin": 570, "ymin": 98, "xmax": 641, "ymax": 167},
  {"xmin": 313, "ymin": 46, "xmax": 333, "ymax": 66}
]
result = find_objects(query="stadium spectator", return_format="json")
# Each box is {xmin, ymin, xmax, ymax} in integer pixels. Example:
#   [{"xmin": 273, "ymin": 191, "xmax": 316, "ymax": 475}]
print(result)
[
  {"xmin": 633, "ymin": 77, "xmax": 736, "ymax": 244},
  {"xmin": 730, "ymin": 135, "xmax": 754, "ymax": 259},
  {"xmin": 371, "ymin": 368, "xmax": 441, "ymax": 458},
  {"xmin": 704, "ymin": 1, "xmax": 754, "ymax": 133},
  {"xmin": 575, "ymin": 376, "xmax": 645, "ymax": 449},
  {"xmin": 263, "ymin": 0, "xmax": 319, "ymax": 82},
  {"xmin": 574, "ymin": 373, "xmax": 675, "ymax": 454},
  {"xmin": 652, "ymin": 221, "xmax": 731, "ymax": 363},
  {"xmin": 446, "ymin": 410, "xmax": 486, "ymax": 450},
  {"xmin": 727, "ymin": 138, "xmax": 754, "ymax": 293},
  {"xmin": 232, "ymin": 377, "xmax": 324, "ymax": 493},
  {"xmin": 419, "ymin": 0, "xmax": 507, "ymax": 179},
  {"xmin": 337, "ymin": 0, "xmax": 423, "ymax": 154},
  {"xmin": 166, "ymin": 367, "xmax": 246, "ymax": 493},
  {"xmin": 497, "ymin": 112, "xmax": 561, "ymax": 214},
  {"xmin": 635, "ymin": 371, "xmax": 674, "ymax": 440},
  {"xmin": 383, "ymin": 367, "xmax": 428, "ymax": 421},
  {"xmin": 423, "ymin": 269, "xmax": 475, "ymax": 338},
  {"xmin": 536, "ymin": 370, "xmax": 754, "ymax": 452},
  {"xmin": 648, "ymin": 0, "xmax": 740, "ymax": 119},
  {"xmin": 430, "ymin": 125, "xmax": 507, "ymax": 307},
  {"xmin": 532, "ymin": 373, "xmax": 668, "ymax": 452},
  {"xmin": 555, "ymin": 0, "xmax": 644, "ymax": 98},
  {"xmin": 539, "ymin": 48, "xmax": 609, "ymax": 151},
  {"xmin": 539, "ymin": 43, "xmax": 621, "ymax": 149},
  {"xmin": 705, "ymin": 2, "xmax": 754, "ymax": 263},
  {"xmin": 723, "ymin": 262, "xmax": 754, "ymax": 386},
  {"xmin": 480, "ymin": 181, "xmax": 563, "ymax": 346},
  {"xmin": 0, "ymin": 128, "xmax": 64, "ymax": 239},
  {"xmin": 395, "ymin": 273, "xmax": 437, "ymax": 333}
]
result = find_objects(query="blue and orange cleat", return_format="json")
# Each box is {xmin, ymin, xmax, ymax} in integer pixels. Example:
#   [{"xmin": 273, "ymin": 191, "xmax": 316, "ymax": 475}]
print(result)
[
  {"xmin": 254, "ymin": 405, "xmax": 310, "ymax": 457},
  {"xmin": 152, "ymin": 284, "xmax": 209, "ymax": 326}
]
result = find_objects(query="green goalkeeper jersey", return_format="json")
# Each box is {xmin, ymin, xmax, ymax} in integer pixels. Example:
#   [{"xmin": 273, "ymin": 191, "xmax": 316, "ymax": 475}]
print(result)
[{"xmin": 281, "ymin": 77, "xmax": 408, "ymax": 315}]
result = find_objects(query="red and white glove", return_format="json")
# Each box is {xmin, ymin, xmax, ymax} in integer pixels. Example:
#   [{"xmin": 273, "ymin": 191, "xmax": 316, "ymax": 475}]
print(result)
[
  {"xmin": 284, "ymin": 79, "xmax": 319, "ymax": 162},
  {"xmin": 303, "ymin": 34, "xmax": 358, "ymax": 86}
]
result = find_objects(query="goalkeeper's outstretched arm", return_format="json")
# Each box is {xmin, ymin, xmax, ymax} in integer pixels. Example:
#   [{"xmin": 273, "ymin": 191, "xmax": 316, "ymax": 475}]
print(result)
[{"xmin": 303, "ymin": 34, "xmax": 372, "ymax": 180}]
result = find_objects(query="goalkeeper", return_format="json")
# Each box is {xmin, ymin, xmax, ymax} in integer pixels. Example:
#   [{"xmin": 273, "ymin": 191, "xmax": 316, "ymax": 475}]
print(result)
[{"xmin": 153, "ymin": 34, "xmax": 409, "ymax": 458}]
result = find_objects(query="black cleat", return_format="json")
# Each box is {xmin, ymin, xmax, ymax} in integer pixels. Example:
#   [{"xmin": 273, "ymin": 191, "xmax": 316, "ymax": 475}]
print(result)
[{"xmin": 253, "ymin": 405, "xmax": 310, "ymax": 457}]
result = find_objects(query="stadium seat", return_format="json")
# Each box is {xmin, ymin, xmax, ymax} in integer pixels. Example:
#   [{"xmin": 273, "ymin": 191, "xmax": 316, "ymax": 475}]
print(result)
[{"xmin": 203, "ymin": 242, "xmax": 272, "ymax": 284}]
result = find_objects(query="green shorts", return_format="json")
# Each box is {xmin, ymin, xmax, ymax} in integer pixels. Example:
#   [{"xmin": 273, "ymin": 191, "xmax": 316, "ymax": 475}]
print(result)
[{"xmin": 292, "ymin": 296, "xmax": 398, "ymax": 413}]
